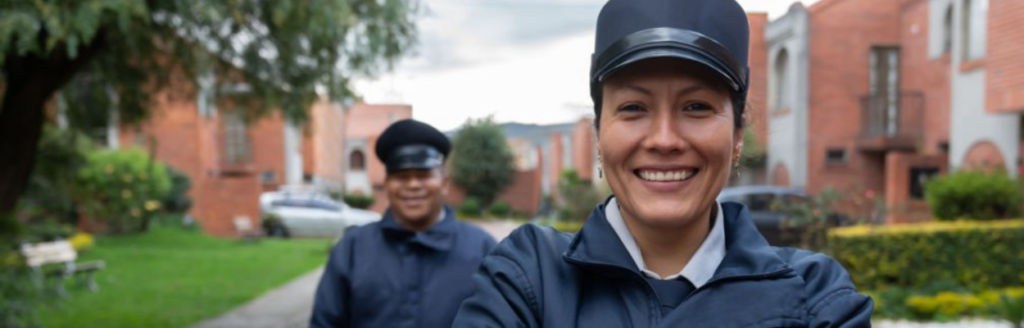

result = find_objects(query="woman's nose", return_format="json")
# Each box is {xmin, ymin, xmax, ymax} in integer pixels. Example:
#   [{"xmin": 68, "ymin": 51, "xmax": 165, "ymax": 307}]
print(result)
[{"xmin": 644, "ymin": 109, "xmax": 687, "ymax": 154}]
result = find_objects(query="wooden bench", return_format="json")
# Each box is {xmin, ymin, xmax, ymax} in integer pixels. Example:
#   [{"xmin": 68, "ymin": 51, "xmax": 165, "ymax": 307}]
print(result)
[
  {"xmin": 20, "ymin": 240, "xmax": 105, "ymax": 296},
  {"xmin": 234, "ymin": 216, "xmax": 264, "ymax": 242}
]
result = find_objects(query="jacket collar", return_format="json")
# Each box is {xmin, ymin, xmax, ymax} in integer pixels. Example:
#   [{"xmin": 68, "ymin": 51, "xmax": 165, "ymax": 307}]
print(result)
[
  {"xmin": 563, "ymin": 199, "xmax": 791, "ymax": 281},
  {"xmin": 380, "ymin": 205, "xmax": 458, "ymax": 251}
]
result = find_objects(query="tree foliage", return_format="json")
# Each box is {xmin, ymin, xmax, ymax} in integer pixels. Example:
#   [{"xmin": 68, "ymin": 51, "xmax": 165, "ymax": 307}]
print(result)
[
  {"xmin": 556, "ymin": 169, "xmax": 603, "ymax": 222},
  {"xmin": 450, "ymin": 117, "xmax": 515, "ymax": 208},
  {"xmin": 0, "ymin": 0, "xmax": 421, "ymax": 214}
]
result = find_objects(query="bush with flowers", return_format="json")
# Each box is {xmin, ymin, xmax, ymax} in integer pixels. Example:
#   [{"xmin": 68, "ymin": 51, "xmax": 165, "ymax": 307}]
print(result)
[{"xmin": 76, "ymin": 148, "xmax": 171, "ymax": 234}]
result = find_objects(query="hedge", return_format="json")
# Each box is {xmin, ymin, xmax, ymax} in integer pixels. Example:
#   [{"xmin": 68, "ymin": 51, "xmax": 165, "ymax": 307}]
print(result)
[{"xmin": 829, "ymin": 220, "xmax": 1024, "ymax": 291}]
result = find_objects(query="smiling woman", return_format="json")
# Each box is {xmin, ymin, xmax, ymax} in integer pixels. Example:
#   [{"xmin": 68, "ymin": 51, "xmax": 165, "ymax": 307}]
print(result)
[{"xmin": 451, "ymin": 0, "xmax": 873, "ymax": 327}]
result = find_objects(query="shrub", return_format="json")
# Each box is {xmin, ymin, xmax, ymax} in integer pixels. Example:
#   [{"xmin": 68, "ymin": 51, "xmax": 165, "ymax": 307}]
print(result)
[
  {"xmin": 0, "ymin": 267, "xmax": 42, "ymax": 328},
  {"xmin": 342, "ymin": 194, "xmax": 375, "ymax": 210},
  {"xmin": 890, "ymin": 287, "xmax": 1024, "ymax": 322},
  {"xmin": 925, "ymin": 170, "xmax": 1023, "ymax": 221},
  {"xmin": 906, "ymin": 292, "xmax": 985, "ymax": 320},
  {"xmin": 162, "ymin": 166, "xmax": 193, "ymax": 214},
  {"xmin": 20, "ymin": 218, "xmax": 75, "ymax": 243},
  {"xmin": 76, "ymin": 148, "xmax": 172, "ymax": 234},
  {"xmin": 829, "ymin": 220, "xmax": 1024, "ymax": 291},
  {"xmin": 488, "ymin": 201, "xmax": 511, "ymax": 218},
  {"xmin": 997, "ymin": 293, "xmax": 1024, "ymax": 328},
  {"xmin": 458, "ymin": 197, "xmax": 481, "ymax": 217}
]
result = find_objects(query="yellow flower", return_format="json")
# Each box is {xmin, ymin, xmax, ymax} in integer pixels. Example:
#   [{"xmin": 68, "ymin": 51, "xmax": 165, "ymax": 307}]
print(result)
[
  {"xmin": 131, "ymin": 208, "xmax": 141, "ymax": 218},
  {"xmin": 145, "ymin": 200, "xmax": 161, "ymax": 211},
  {"xmin": 69, "ymin": 233, "xmax": 95, "ymax": 251},
  {"xmin": 122, "ymin": 174, "xmax": 133, "ymax": 183},
  {"xmin": 122, "ymin": 189, "xmax": 133, "ymax": 199},
  {"xmin": 104, "ymin": 165, "xmax": 114, "ymax": 174}
]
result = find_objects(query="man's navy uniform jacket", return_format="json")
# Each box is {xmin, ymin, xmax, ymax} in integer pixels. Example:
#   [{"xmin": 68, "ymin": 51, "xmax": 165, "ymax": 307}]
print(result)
[
  {"xmin": 453, "ymin": 202, "xmax": 873, "ymax": 328},
  {"xmin": 310, "ymin": 206, "xmax": 496, "ymax": 328}
]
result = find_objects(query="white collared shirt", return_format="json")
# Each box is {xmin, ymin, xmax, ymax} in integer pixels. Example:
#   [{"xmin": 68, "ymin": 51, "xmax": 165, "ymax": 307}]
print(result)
[{"xmin": 605, "ymin": 197, "xmax": 726, "ymax": 288}]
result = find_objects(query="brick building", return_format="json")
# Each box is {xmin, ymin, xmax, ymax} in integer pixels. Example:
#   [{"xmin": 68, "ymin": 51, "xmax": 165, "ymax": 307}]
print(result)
[
  {"xmin": 117, "ymin": 71, "xmax": 357, "ymax": 236},
  {"xmin": 762, "ymin": 0, "xmax": 1024, "ymax": 223}
]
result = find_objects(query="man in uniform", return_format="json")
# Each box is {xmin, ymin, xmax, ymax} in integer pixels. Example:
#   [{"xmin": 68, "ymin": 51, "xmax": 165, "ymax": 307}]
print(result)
[{"xmin": 310, "ymin": 119, "xmax": 497, "ymax": 328}]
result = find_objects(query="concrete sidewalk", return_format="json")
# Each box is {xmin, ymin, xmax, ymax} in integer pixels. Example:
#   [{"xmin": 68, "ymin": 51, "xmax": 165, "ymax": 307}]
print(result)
[{"xmin": 187, "ymin": 267, "xmax": 324, "ymax": 328}]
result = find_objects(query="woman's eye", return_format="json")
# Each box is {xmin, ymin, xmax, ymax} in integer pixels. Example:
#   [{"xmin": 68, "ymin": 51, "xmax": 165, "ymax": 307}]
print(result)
[
  {"xmin": 619, "ymin": 104, "xmax": 645, "ymax": 113},
  {"xmin": 683, "ymin": 102, "xmax": 713, "ymax": 112}
]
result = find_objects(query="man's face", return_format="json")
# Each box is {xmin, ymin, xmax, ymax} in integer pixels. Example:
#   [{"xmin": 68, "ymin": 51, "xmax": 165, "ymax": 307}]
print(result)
[{"xmin": 384, "ymin": 168, "xmax": 449, "ymax": 231}]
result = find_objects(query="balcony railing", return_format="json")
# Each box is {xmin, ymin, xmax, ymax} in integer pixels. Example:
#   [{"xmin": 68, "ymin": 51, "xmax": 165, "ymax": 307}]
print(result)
[{"xmin": 858, "ymin": 91, "xmax": 925, "ymax": 152}]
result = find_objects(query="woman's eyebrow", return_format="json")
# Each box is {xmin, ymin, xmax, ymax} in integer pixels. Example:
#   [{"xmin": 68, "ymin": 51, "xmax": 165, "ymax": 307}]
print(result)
[
  {"xmin": 611, "ymin": 83, "xmax": 653, "ymax": 96},
  {"xmin": 611, "ymin": 83, "xmax": 704, "ymax": 98}
]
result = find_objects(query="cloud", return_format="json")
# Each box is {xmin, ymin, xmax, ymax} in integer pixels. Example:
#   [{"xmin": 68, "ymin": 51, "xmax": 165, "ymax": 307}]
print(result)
[{"xmin": 354, "ymin": 0, "xmax": 823, "ymax": 131}]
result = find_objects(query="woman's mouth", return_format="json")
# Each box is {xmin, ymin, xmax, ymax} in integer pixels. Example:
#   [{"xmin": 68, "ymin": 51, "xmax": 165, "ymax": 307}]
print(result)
[{"xmin": 634, "ymin": 169, "xmax": 698, "ymax": 182}]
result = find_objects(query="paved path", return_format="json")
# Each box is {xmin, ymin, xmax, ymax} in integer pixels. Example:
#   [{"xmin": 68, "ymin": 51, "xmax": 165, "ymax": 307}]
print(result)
[
  {"xmin": 472, "ymin": 219, "xmax": 523, "ymax": 241},
  {"xmin": 187, "ymin": 268, "xmax": 323, "ymax": 328}
]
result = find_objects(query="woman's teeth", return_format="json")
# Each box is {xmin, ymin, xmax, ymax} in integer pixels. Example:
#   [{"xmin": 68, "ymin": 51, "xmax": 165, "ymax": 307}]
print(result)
[{"xmin": 638, "ymin": 170, "xmax": 694, "ymax": 182}]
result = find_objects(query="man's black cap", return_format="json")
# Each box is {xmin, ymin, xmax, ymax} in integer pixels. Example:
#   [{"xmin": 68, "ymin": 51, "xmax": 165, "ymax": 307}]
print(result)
[
  {"xmin": 375, "ymin": 119, "xmax": 451, "ymax": 173},
  {"xmin": 590, "ymin": 0, "xmax": 750, "ymax": 106}
]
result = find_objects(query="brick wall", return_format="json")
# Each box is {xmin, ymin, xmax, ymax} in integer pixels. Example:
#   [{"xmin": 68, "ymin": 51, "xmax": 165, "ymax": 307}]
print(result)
[
  {"xmin": 572, "ymin": 118, "xmax": 595, "ymax": 181},
  {"xmin": 247, "ymin": 112, "xmax": 287, "ymax": 191},
  {"xmin": 883, "ymin": 152, "xmax": 947, "ymax": 223},
  {"xmin": 806, "ymin": 0, "xmax": 903, "ymax": 195},
  {"xmin": 986, "ymin": 0, "xmax": 1024, "ymax": 113},
  {"xmin": 307, "ymin": 98, "xmax": 345, "ymax": 184},
  {"xmin": 747, "ymin": 13, "xmax": 770, "ymax": 148}
]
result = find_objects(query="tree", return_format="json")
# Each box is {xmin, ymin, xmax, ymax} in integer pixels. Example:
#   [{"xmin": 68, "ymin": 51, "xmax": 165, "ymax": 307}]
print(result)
[
  {"xmin": 0, "ymin": 0, "xmax": 420, "ymax": 216},
  {"xmin": 450, "ymin": 117, "xmax": 515, "ymax": 208},
  {"xmin": 556, "ymin": 169, "xmax": 602, "ymax": 222}
]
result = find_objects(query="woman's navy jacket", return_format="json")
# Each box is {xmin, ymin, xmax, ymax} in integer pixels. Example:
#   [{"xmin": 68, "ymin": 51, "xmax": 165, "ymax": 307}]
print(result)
[
  {"xmin": 310, "ymin": 207, "xmax": 496, "ymax": 328},
  {"xmin": 453, "ymin": 201, "xmax": 873, "ymax": 328}
]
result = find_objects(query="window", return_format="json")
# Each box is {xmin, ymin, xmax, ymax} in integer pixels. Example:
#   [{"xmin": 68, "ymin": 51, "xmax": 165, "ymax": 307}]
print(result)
[
  {"xmin": 222, "ymin": 110, "xmax": 251, "ymax": 164},
  {"xmin": 962, "ymin": 0, "xmax": 987, "ymax": 61},
  {"xmin": 826, "ymin": 148, "xmax": 847, "ymax": 165},
  {"xmin": 869, "ymin": 47, "xmax": 900, "ymax": 136},
  {"xmin": 942, "ymin": 6, "xmax": 954, "ymax": 54},
  {"xmin": 350, "ymin": 150, "xmax": 366, "ymax": 171},
  {"xmin": 909, "ymin": 167, "xmax": 940, "ymax": 199},
  {"xmin": 771, "ymin": 49, "xmax": 791, "ymax": 111}
]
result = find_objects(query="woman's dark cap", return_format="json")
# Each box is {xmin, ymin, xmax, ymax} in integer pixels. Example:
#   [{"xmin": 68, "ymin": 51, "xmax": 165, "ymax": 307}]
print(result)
[
  {"xmin": 375, "ymin": 119, "xmax": 451, "ymax": 173},
  {"xmin": 590, "ymin": 0, "xmax": 751, "ymax": 110}
]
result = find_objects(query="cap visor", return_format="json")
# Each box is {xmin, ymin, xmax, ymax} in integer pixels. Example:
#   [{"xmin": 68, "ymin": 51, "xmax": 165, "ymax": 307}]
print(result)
[{"xmin": 597, "ymin": 47, "xmax": 740, "ymax": 91}]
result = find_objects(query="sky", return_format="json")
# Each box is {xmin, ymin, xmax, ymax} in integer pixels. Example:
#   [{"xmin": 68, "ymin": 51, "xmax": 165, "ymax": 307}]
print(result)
[{"xmin": 353, "ymin": 0, "xmax": 823, "ymax": 131}]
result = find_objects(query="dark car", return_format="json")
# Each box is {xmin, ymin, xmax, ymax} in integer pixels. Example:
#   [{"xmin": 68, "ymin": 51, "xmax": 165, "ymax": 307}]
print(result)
[{"xmin": 717, "ymin": 186, "xmax": 810, "ymax": 246}]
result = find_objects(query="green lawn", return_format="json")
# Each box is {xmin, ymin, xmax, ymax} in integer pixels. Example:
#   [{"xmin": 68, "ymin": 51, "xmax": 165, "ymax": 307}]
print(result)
[{"xmin": 37, "ymin": 226, "xmax": 332, "ymax": 328}]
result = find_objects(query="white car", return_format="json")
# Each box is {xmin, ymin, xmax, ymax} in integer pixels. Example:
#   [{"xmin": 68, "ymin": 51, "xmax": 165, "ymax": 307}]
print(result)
[{"xmin": 259, "ymin": 192, "xmax": 381, "ymax": 238}]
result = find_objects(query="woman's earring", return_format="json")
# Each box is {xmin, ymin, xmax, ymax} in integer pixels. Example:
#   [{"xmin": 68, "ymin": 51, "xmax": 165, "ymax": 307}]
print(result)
[{"xmin": 598, "ymin": 153, "xmax": 604, "ymax": 179}]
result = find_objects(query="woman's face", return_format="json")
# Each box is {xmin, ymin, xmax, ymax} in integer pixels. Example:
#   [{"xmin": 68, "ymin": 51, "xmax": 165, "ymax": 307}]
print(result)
[{"xmin": 598, "ymin": 58, "xmax": 742, "ymax": 228}]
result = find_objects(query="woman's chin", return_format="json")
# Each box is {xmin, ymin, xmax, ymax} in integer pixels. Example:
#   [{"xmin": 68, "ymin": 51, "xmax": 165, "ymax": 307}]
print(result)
[{"xmin": 628, "ymin": 206, "xmax": 704, "ymax": 228}]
